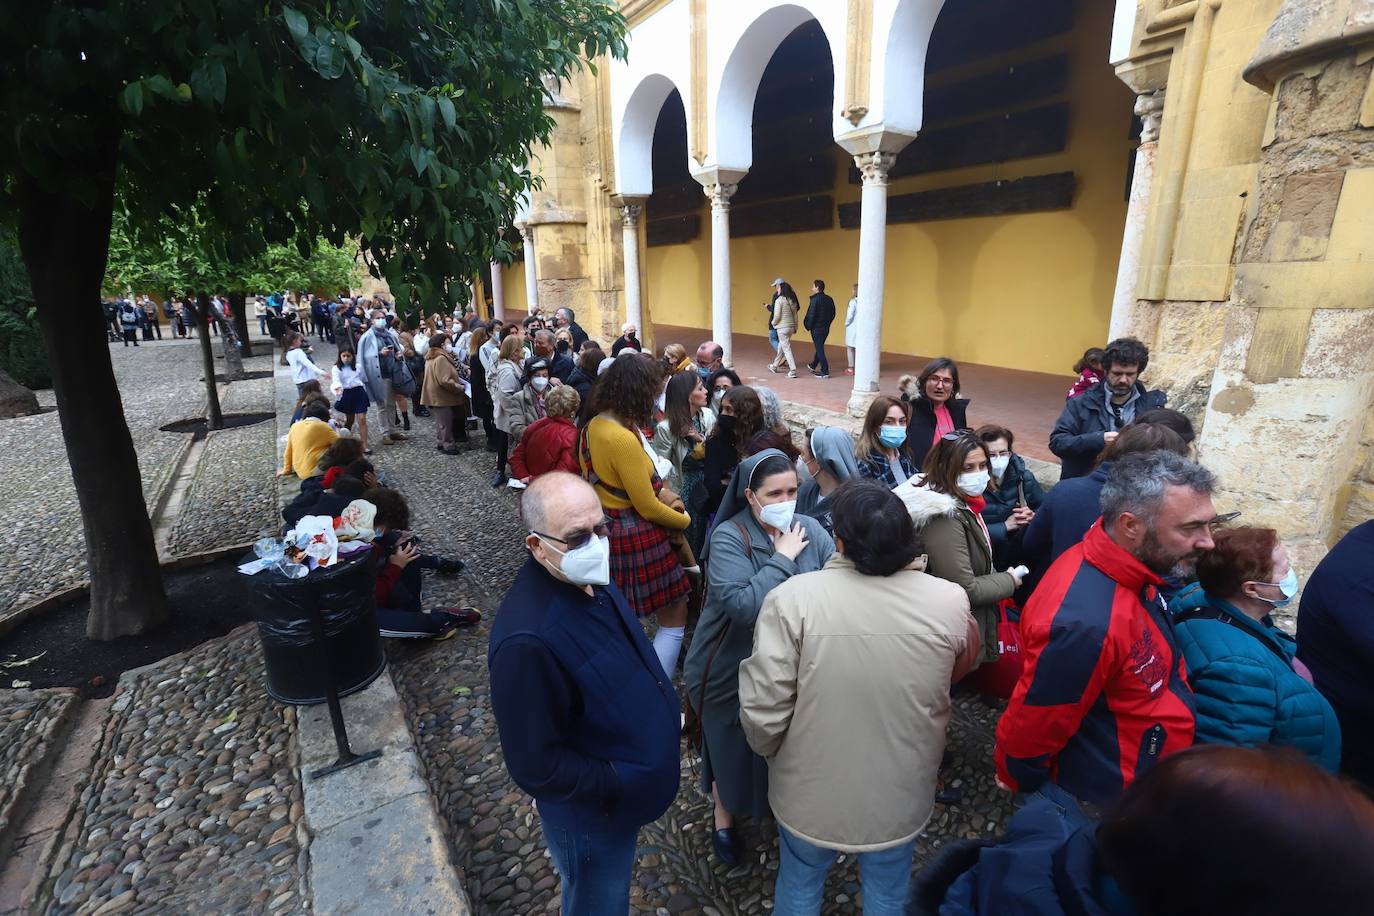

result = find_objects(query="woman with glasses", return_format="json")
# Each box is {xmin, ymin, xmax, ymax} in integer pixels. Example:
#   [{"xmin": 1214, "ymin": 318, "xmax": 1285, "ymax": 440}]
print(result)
[
  {"xmin": 683, "ymin": 449, "xmax": 834, "ymax": 867},
  {"xmin": 580, "ymin": 354, "xmax": 693, "ymax": 677},
  {"xmin": 1171, "ymin": 527, "xmax": 1340, "ymax": 771},
  {"xmin": 898, "ymin": 431, "xmax": 1023, "ymax": 668},
  {"xmin": 706, "ymin": 368, "xmax": 741, "ymax": 413},
  {"xmin": 899, "ymin": 357, "xmax": 970, "ymax": 470},
  {"xmin": 855, "ymin": 395, "xmax": 920, "ymax": 488}
]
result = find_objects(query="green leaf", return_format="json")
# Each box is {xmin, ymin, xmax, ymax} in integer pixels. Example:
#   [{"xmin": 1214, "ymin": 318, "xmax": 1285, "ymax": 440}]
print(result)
[
  {"xmin": 409, "ymin": 144, "xmax": 427, "ymax": 177},
  {"xmin": 315, "ymin": 42, "xmax": 345, "ymax": 80},
  {"xmin": 120, "ymin": 81, "xmax": 144, "ymax": 116},
  {"xmin": 283, "ymin": 6, "xmax": 309, "ymax": 41},
  {"xmin": 190, "ymin": 59, "xmax": 227, "ymax": 105},
  {"xmin": 175, "ymin": 82, "xmax": 192, "ymax": 101},
  {"xmin": 436, "ymin": 95, "xmax": 456, "ymax": 131},
  {"xmin": 143, "ymin": 75, "xmax": 179, "ymax": 100},
  {"xmin": 417, "ymin": 94, "xmax": 436, "ymax": 142}
]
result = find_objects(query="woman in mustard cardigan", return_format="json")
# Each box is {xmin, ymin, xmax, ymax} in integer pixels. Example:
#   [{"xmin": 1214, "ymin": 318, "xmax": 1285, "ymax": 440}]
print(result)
[{"xmin": 580, "ymin": 353, "xmax": 693, "ymax": 676}]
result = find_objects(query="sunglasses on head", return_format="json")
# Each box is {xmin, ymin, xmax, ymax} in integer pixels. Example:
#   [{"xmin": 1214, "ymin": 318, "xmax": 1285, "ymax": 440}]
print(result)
[
  {"xmin": 940, "ymin": 429, "xmax": 977, "ymax": 442},
  {"xmin": 532, "ymin": 517, "xmax": 611, "ymax": 551}
]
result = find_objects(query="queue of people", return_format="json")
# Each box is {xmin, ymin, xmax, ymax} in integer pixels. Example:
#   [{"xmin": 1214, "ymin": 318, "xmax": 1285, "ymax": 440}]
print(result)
[{"xmin": 266, "ymin": 299, "xmax": 1374, "ymax": 916}]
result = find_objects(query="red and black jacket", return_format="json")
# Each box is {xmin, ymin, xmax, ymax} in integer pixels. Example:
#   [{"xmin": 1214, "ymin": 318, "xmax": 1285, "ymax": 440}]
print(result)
[{"xmin": 995, "ymin": 520, "xmax": 1195, "ymax": 804}]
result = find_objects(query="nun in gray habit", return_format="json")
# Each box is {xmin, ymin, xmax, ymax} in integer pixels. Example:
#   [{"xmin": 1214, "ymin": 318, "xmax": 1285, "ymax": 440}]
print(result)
[{"xmin": 681, "ymin": 448, "xmax": 834, "ymax": 862}]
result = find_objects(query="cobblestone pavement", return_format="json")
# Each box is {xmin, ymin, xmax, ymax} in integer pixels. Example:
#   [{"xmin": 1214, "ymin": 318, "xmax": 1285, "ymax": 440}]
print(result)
[
  {"xmin": 0, "ymin": 335, "xmax": 276, "ymax": 617},
  {"xmin": 0, "ymin": 688, "xmax": 79, "ymax": 838},
  {"xmin": 168, "ymin": 372, "xmax": 279, "ymax": 556},
  {"xmin": 373, "ymin": 394, "xmax": 1018, "ymax": 914},
  {"xmin": 45, "ymin": 625, "xmax": 308, "ymax": 915}
]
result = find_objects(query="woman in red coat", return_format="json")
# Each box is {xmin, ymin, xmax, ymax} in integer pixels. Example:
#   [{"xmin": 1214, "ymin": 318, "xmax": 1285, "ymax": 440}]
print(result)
[{"xmin": 509, "ymin": 384, "xmax": 581, "ymax": 482}]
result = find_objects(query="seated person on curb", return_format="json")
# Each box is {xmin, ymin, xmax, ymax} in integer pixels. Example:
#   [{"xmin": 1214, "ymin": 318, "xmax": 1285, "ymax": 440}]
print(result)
[
  {"xmin": 281, "ymin": 464, "xmax": 371, "ymax": 530},
  {"xmin": 1174, "ymin": 527, "xmax": 1341, "ymax": 772},
  {"xmin": 278, "ymin": 401, "xmax": 339, "ymax": 480},
  {"xmin": 281, "ymin": 438, "xmax": 367, "ymax": 522},
  {"xmin": 1049, "ymin": 337, "xmax": 1166, "ymax": 480},
  {"xmin": 365, "ymin": 487, "xmax": 478, "ymax": 639},
  {"xmin": 509, "ymin": 385, "xmax": 581, "ymax": 484}
]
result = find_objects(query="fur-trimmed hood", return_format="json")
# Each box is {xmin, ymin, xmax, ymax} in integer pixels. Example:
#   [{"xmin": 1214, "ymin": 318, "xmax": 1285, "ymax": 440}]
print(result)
[{"xmin": 893, "ymin": 478, "xmax": 960, "ymax": 528}]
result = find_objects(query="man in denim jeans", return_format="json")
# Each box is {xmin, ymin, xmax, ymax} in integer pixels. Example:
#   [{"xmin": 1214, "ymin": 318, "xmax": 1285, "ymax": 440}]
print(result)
[
  {"xmin": 489, "ymin": 473, "xmax": 681, "ymax": 915},
  {"xmin": 740, "ymin": 480, "xmax": 980, "ymax": 915}
]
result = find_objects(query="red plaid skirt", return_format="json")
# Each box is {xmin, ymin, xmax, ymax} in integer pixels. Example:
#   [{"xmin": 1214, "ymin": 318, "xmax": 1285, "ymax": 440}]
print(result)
[{"xmin": 605, "ymin": 505, "xmax": 690, "ymax": 617}]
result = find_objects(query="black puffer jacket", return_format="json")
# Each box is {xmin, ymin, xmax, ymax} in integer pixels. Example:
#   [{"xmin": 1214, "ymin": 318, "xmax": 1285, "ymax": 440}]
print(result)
[{"xmin": 904, "ymin": 395, "xmax": 970, "ymax": 470}]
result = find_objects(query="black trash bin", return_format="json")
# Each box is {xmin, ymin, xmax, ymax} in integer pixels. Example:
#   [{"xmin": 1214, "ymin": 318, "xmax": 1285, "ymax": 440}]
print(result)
[{"xmin": 246, "ymin": 548, "xmax": 386, "ymax": 705}]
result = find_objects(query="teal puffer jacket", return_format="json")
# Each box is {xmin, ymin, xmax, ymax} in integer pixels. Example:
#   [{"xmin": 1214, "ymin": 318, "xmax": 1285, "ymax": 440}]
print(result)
[{"xmin": 1173, "ymin": 588, "xmax": 1341, "ymax": 771}]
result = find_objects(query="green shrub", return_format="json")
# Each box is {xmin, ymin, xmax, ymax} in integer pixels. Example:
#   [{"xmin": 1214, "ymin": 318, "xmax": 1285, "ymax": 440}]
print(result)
[{"xmin": 0, "ymin": 229, "xmax": 50, "ymax": 390}]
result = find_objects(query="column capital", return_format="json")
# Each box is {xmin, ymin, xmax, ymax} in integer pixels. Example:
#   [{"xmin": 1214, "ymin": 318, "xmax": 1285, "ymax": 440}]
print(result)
[
  {"xmin": 1135, "ymin": 89, "xmax": 1166, "ymax": 144},
  {"xmin": 618, "ymin": 202, "xmax": 644, "ymax": 227},
  {"xmin": 518, "ymin": 223, "xmax": 534, "ymax": 243},
  {"xmin": 702, "ymin": 182, "xmax": 738, "ymax": 210},
  {"xmin": 853, "ymin": 150, "xmax": 897, "ymax": 186}
]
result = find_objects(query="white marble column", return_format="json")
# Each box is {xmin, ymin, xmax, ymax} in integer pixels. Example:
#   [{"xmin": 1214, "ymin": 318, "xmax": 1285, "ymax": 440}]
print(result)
[
  {"xmin": 1109, "ymin": 90, "xmax": 1165, "ymax": 341},
  {"xmin": 703, "ymin": 182, "xmax": 739, "ymax": 368},
  {"xmin": 518, "ymin": 223, "xmax": 538, "ymax": 315},
  {"xmin": 619, "ymin": 202, "xmax": 644, "ymax": 335},
  {"xmin": 489, "ymin": 259, "xmax": 505, "ymax": 319},
  {"xmin": 848, "ymin": 150, "xmax": 897, "ymax": 416}
]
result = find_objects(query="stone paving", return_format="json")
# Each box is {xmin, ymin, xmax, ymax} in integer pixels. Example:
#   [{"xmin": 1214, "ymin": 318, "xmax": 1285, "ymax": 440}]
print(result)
[
  {"xmin": 0, "ymin": 688, "xmax": 79, "ymax": 841},
  {"xmin": 368, "ymin": 389, "xmax": 1018, "ymax": 914},
  {"xmin": 0, "ymin": 335, "xmax": 275, "ymax": 618},
  {"xmin": 45, "ymin": 626, "xmax": 308, "ymax": 915}
]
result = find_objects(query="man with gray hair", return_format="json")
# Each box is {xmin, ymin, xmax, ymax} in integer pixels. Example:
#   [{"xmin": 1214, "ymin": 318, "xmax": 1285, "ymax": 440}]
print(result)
[
  {"xmin": 489, "ymin": 472, "xmax": 680, "ymax": 914},
  {"xmin": 995, "ymin": 450, "xmax": 1218, "ymax": 806},
  {"xmin": 553, "ymin": 307, "xmax": 588, "ymax": 350}
]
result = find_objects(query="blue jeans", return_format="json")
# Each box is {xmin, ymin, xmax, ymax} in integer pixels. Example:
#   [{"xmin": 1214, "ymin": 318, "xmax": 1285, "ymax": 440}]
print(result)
[
  {"xmin": 773, "ymin": 824, "xmax": 916, "ymax": 916},
  {"xmin": 543, "ymin": 821, "xmax": 638, "ymax": 916},
  {"xmin": 258, "ymin": 315, "xmax": 268, "ymax": 335},
  {"xmin": 769, "ymin": 327, "xmax": 780, "ymax": 351}
]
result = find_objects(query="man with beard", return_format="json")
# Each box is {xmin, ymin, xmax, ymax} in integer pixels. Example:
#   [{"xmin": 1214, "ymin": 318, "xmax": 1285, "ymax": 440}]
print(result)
[
  {"xmin": 995, "ymin": 450, "xmax": 1216, "ymax": 806},
  {"xmin": 1049, "ymin": 337, "xmax": 1166, "ymax": 479}
]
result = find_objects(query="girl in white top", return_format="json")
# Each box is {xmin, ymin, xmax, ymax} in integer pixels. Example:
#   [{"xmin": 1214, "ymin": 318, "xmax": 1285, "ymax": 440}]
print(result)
[
  {"xmin": 330, "ymin": 348, "xmax": 372, "ymax": 453},
  {"xmin": 286, "ymin": 333, "xmax": 326, "ymax": 392}
]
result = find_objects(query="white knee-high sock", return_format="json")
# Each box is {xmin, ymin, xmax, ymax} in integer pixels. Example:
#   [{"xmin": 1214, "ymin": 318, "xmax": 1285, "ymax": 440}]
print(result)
[{"xmin": 652, "ymin": 626, "xmax": 686, "ymax": 677}]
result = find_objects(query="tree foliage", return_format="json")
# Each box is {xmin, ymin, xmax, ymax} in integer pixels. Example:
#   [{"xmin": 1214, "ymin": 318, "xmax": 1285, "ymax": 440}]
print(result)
[
  {"xmin": 0, "ymin": 228, "xmax": 50, "ymax": 389},
  {"xmin": 2, "ymin": 0, "xmax": 626, "ymax": 301}
]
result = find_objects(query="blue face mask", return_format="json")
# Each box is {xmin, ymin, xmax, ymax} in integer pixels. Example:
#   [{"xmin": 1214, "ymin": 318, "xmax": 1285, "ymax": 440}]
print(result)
[
  {"xmin": 878, "ymin": 426, "xmax": 907, "ymax": 448},
  {"xmin": 1257, "ymin": 568, "xmax": 1299, "ymax": 608},
  {"xmin": 697, "ymin": 367, "xmax": 711, "ymax": 381}
]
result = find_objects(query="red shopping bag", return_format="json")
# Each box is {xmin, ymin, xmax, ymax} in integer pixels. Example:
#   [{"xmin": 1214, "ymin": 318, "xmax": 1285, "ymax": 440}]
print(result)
[{"xmin": 965, "ymin": 599, "xmax": 1023, "ymax": 700}]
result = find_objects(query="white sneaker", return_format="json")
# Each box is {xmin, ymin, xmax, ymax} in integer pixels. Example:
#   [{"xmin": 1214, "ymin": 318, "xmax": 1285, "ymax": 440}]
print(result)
[{"xmin": 507, "ymin": 478, "xmax": 528, "ymax": 490}]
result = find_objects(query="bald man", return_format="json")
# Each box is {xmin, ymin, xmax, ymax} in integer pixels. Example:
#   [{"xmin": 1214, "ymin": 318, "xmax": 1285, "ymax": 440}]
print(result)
[
  {"xmin": 695, "ymin": 341, "xmax": 724, "ymax": 379},
  {"xmin": 488, "ymin": 473, "xmax": 680, "ymax": 915}
]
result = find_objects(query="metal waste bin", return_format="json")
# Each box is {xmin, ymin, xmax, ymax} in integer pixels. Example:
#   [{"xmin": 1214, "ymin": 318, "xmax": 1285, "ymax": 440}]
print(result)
[{"xmin": 246, "ymin": 548, "xmax": 386, "ymax": 705}]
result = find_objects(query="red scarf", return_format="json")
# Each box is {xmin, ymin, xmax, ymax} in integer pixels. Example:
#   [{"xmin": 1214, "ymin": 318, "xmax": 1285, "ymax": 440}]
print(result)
[{"xmin": 963, "ymin": 494, "xmax": 993, "ymax": 551}]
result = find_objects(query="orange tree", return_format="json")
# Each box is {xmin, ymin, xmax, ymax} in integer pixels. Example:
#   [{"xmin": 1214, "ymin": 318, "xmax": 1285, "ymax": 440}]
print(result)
[{"xmin": 1, "ymin": 0, "xmax": 625, "ymax": 639}]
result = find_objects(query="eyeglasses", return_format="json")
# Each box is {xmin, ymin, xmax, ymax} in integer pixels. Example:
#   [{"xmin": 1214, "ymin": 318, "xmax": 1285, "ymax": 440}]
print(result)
[
  {"xmin": 940, "ymin": 429, "xmax": 977, "ymax": 442},
  {"xmin": 532, "ymin": 517, "xmax": 611, "ymax": 551},
  {"xmin": 927, "ymin": 377, "xmax": 955, "ymax": 388}
]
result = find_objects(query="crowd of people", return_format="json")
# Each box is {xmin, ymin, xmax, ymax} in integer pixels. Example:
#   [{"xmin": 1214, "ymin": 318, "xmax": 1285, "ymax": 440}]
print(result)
[{"xmin": 268, "ymin": 298, "xmax": 1374, "ymax": 915}]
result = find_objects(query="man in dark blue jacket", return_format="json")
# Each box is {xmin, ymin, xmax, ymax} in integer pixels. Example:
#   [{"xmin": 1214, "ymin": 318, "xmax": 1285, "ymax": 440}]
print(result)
[
  {"xmin": 803, "ymin": 279, "xmax": 836, "ymax": 378},
  {"xmin": 1049, "ymin": 338, "xmax": 1166, "ymax": 479},
  {"xmin": 489, "ymin": 472, "xmax": 681, "ymax": 915},
  {"xmin": 1298, "ymin": 519, "xmax": 1374, "ymax": 787}
]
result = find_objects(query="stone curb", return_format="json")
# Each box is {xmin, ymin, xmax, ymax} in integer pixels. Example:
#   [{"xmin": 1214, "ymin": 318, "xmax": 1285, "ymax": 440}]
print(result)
[{"xmin": 272, "ymin": 354, "xmax": 472, "ymax": 916}]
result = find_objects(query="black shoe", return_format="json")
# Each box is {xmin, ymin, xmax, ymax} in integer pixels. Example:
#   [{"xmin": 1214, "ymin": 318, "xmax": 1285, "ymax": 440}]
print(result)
[
  {"xmin": 935, "ymin": 786, "xmax": 962, "ymax": 806},
  {"xmin": 435, "ymin": 557, "xmax": 465, "ymax": 575},
  {"xmin": 711, "ymin": 828, "xmax": 742, "ymax": 867},
  {"xmin": 484, "ymin": 440, "xmax": 499, "ymax": 453},
  {"xmin": 402, "ymin": 414, "xmax": 411, "ymax": 431}
]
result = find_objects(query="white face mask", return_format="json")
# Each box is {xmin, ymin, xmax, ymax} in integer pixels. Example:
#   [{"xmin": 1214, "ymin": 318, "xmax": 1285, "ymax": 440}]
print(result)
[
  {"xmin": 990, "ymin": 455, "xmax": 1011, "ymax": 477},
  {"xmin": 958, "ymin": 470, "xmax": 990, "ymax": 497},
  {"xmin": 532, "ymin": 376, "xmax": 549, "ymax": 391},
  {"xmin": 795, "ymin": 456, "xmax": 814, "ymax": 484},
  {"xmin": 372, "ymin": 318, "xmax": 386, "ymax": 329},
  {"xmin": 712, "ymin": 390, "xmax": 726, "ymax": 408},
  {"xmin": 540, "ymin": 534, "xmax": 610, "ymax": 586},
  {"xmin": 753, "ymin": 495, "xmax": 796, "ymax": 532}
]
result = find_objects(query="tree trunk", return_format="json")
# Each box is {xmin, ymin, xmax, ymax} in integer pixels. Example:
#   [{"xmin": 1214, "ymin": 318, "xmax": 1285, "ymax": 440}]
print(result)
[
  {"xmin": 17, "ymin": 163, "xmax": 170, "ymax": 640},
  {"xmin": 219, "ymin": 309, "xmax": 245, "ymax": 381},
  {"xmin": 196, "ymin": 292, "xmax": 225, "ymax": 430},
  {"xmin": 230, "ymin": 291, "xmax": 253, "ymax": 358}
]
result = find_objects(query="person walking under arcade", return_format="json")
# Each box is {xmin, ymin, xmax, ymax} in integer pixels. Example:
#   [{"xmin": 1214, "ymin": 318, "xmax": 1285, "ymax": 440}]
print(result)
[
  {"xmin": 802, "ymin": 279, "xmax": 834, "ymax": 378},
  {"xmin": 1050, "ymin": 337, "xmax": 1166, "ymax": 479},
  {"xmin": 766, "ymin": 280, "xmax": 801, "ymax": 379},
  {"xmin": 855, "ymin": 395, "xmax": 919, "ymax": 488},
  {"xmin": 740, "ymin": 480, "xmax": 977, "ymax": 916},
  {"xmin": 995, "ymin": 450, "xmax": 1214, "ymax": 805},
  {"xmin": 489, "ymin": 473, "xmax": 680, "ymax": 916},
  {"xmin": 580, "ymin": 354, "xmax": 693, "ymax": 677},
  {"xmin": 900, "ymin": 357, "xmax": 970, "ymax": 470},
  {"xmin": 683, "ymin": 449, "xmax": 833, "ymax": 867}
]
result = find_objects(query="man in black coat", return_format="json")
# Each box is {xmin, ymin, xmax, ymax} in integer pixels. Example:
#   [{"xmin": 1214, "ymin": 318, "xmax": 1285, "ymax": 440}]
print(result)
[
  {"xmin": 803, "ymin": 279, "xmax": 836, "ymax": 378},
  {"xmin": 1049, "ymin": 337, "xmax": 1167, "ymax": 479},
  {"xmin": 554, "ymin": 307, "xmax": 588, "ymax": 351}
]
